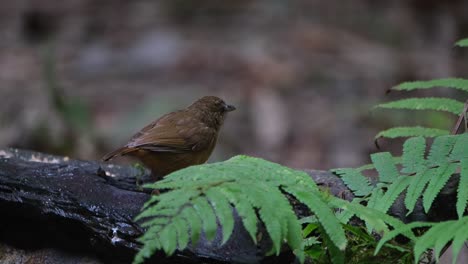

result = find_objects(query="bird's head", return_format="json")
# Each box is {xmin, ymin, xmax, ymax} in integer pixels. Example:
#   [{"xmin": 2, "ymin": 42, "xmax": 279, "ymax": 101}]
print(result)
[{"xmin": 188, "ymin": 96, "xmax": 236, "ymax": 129}]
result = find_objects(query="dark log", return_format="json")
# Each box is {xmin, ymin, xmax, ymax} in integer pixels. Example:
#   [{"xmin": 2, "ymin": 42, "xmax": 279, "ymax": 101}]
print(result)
[{"xmin": 0, "ymin": 148, "xmax": 461, "ymax": 264}]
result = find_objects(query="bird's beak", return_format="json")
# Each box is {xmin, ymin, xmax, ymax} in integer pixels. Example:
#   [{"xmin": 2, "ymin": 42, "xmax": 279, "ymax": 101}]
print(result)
[{"xmin": 224, "ymin": 104, "xmax": 236, "ymax": 112}]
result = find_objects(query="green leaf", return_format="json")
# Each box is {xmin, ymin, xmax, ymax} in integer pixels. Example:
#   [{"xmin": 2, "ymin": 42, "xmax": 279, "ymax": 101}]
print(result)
[
  {"xmin": 218, "ymin": 184, "xmax": 258, "ymax": 244},
  {"xmin": 373, "ymin": 176, "xmax": 412, "ymax": 214},
  {"xmin": 205, "ymin": 188, "xmax": 234, "ymax": 244},
  {"xmin": 333, "ymin": 168, "xmax": 373, "ymax": 196},
  {"xmin": 320, "ymin": 225, "xmax": 345, "ymax": 264},
  {"xmin": 457, "ymin": 158, "xmax": 468, "ymax": 218},
  {"xmin": 423, "ymin": 163, "xmax": 458, "ymax": 213},
  {"xmin": 404, "ymin": 169, "xmax": 434, "ymax": 214},
  {"xmin": 426, "ymin": 135, "xmax": 458, "ymax": 166},
  {"xmin": 375, "ymin": 126, "xmax": 449, "ymax": 139},
  {"xmin": 451, "ymin": 217, "xmax": 468, "ymax": 264},
  {"xmin": 159, "ymin": 223, "xmax": 177, "ymax": 255},
  {"xmin": 330, "ymin": 197, "xmax": 406, "ymax": 235},
  {"xmin": 375, "ymin": 221, "xmax": 432, "ymax": 255},
  {"xmin": 401, "ymin": 137, "xmax": 426, "ymax": 174},
  {"xmin": 286, "ymin": 187, "xmax": 347, "ymax": 250},
  {"xmin": 449, "ymin": 133, "xmax": 468, "ymax": 160},
  {"xmin": 376, "ymin": 97, "xmax": 465, "ymax": 115},
  {"xmin": 455, "ymin": 38, "xmax": 468, "ymax": 47},
  {"xmin": 371, "ymin": 152, "xmax": 399, "ymax": 183},
  {"xmin": 393, "ymin": 78, "xmax": 468, "ymax": 92},
  {"xmin": 414, "ymin": 217, "xmax": 468, "ymax": 263},
  {"xmin": 192, "ymin": 197, "xmax": 218, "ymax": 241},
  {"xmin": 181, "ymin": 206, "xmax": 202, "ymax": 246},
  {"xmin": 173, "ymin": 217, "xmax": 189, "ymax": 250}
]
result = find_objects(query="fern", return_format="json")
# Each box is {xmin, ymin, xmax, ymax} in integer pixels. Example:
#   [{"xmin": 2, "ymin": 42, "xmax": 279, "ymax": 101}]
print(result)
[
  {"xmin": 375, "ymin": 126, "xmax": 449, "ymax": 139},
  {"xmin": 393, "ymin": 78, "xmax": 468, "ymax": 92},
  {"xmin": 335, "ymin": 134, "xmax": 468, "ymax": 216},
  {"xmin": 376, "ymin": 97, "xmax": 464, "ymax": 115},
  {"xmin": 134, "ymin": 155, "xmax": 415, "ymax": 264},
  {"xmin": 376, "ymin": 216, "xmax": 468, "ymax": 264},
  {"xmin": 455, "ymin": 38, "xmax": 468, "ymax": 47},
  {"xmin": 332, "ymin": 168, "xmax": 373, "ymax": 196},
  {"xmin": 457, "ymin": 158, "xmax": 468, "ymax": 218},
  {"xmin": 375, "ymin": 71, "xmax": 468, "ymax": 139},
  {"xmin": 134, "ymin": 155, "xmax": 348, "ymax": 263}
]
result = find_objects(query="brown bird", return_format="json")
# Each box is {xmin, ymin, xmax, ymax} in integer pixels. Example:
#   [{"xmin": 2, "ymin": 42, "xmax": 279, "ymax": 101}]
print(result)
[{"xmin": 102, "ymin": 96, "xmax": 235, "ymax": 180}]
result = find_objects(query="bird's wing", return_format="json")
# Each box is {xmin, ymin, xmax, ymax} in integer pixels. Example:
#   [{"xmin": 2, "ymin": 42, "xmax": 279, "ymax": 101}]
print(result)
[{"xmin": 125, "ymin": 111, "xmax": 216, "ymax": 153}]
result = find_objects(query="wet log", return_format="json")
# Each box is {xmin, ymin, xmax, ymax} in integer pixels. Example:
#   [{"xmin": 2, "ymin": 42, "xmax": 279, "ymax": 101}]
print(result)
[{"xmin": 0, "ymin": 148, "xmax": 460, "ymax": 263}]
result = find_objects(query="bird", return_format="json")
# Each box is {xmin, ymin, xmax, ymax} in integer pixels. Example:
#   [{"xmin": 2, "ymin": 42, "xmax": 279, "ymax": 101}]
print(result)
[{"xmin": 102, "ymin": 96, "xmax": 235, "ymax": 180}]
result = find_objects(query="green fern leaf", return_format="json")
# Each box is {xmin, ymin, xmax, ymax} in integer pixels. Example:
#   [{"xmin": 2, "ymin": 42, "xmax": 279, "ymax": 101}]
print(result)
[
  {"xmin": 181, "ymin": 206, "xmax": 203, "ymax": 246},
  {"xmin": 455, "ymin": 38, "xmax": 468, "ymax": 47},
  {"xmin": 449, "ymin": 133, "xmax": 468, "ymax": 160},
  {"xmin": 423, "ymin": 163, "xmax": 458, "ymax": 212},
  {"xmin": 287, "ymin": 214, "xmax": 304, "ymax": 262},
  {"xmin": 433, "ymin": 220, "xmax": 461, "ymax": 262},
  {"xmin": 401, "ymin": 137, "xmax": 426, "ymax": 174},
  {"xmin": 330, "ymin": 197, "xmax": 406, "ymax": 234},
  {"xmin": 404, "ymin": 169, "xmax": 434, "ymax": 214},
  {"xmin": 218, "ymin": 184, "xmax": 258, "ymax": 244},
  {"xmin": 376, "ymin": 97, "xmax": 465, "ymax": 115},
  {"xmin": 239, "ymin": 183, "xmax": 285, "ymax": 255},
  {"xmin": 333, "ymin": 168, "xmax": 373, "ymax": 196},
  {"xmin": 133, "ymin": 238, "xmax": 161, "ymax": 264},
  {"xmin": 192, "ymin": 197, "xmax": 218, "ymax": 241},
  {"xmin": 367, "ymin": 188, "xmax": 384, "ymax": 210},
  {"xmin": 286, "ymin": 187, "xmax": 347, "ymax": 250},
  {"xmin": 414, "ymin": 217, "xmax": 468, "ymax": 263},
  {"xmin": 371, "ymin": 152, "xmax": 399, "ymax": 183},
  {"xmin": 373, "ymin": 176, "xmax": 412, "ymax": 214},
  {"xmin": 320, "ymin": 225, "xmax": 345, "ymax": 264},
  {"xmin": 426, "ymin": 135, "xmax": 458, "ymax": 166},
  {"xmin": 159, "ymin": 223, "xmax": 178, "ymax": 255},
  {"xmin": 205, "ymin": 188, "xmax": 234, "ymax": 244},
  {"xmin": 375, "ymin": 126, "xmax": 449, "ymax": 139},
  {"xmin": 451, "ymin": 217, "xmax": 468, "ymax": 264},
  {"xmin": 173, "ymin": 217, "xmax": 189, "ymax": 250},
  {"xmin": 375, "ymin": 221, "xmax": 432, "ymax": 255},
  {"xmin": 457, "ymin": 158, "xmax": 468, "ymax": 218},
  {"xmin": 393, "ymin": 78, "xmax": 468, "ymax": 92}
]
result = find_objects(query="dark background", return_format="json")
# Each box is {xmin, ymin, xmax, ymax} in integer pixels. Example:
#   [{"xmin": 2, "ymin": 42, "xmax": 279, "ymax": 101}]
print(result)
[
  {"xmin": 1, "ymin": 0, "xmax": 467, "ymax": 170},
  {"xmin": 0, "ymin": 1, "xmax": 467, "ymax": 263}
]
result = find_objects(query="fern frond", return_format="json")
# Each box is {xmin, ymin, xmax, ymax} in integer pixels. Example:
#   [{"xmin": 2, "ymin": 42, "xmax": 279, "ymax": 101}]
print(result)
[
  {"xmin": 456, "ymin": 158, "xmax": 468, "ymax": 218},
  {"xmin": 218, "ymin": 184, "xmax": 258, "ymax": 243},
  {"xmin": 375, "ymin": 97, "xmax": 465, "ymax": 115},
  {"xmin": 413, "ymin": 216, "xmax": 468, "ymax": 263},
  {"xmin": 404, "ymin": 169, "xmax": 434, "ymax": 214},
  {"xmin": 375, "ymin": 126, "xmax": 449, "ymax": 139},
  {"xmin": 455, "ymin": 38, "xmax": 468, "ymax": 47},
  {"xmin": 332, "ymin": 168, "xmax": 373, "ymax": 196},
  {"xmin": 285, "ymin": 187, "xmax": 347, "ymax": 250},
  {"xmin": 450, "ymin": 217, "xmax": 468, "ymax": 264},
  {"xmin": 372, "ymin": 176, "xmax": 412, "ymax": 214},
  {"xmin": 371, "ymin": 152, "xmax": 399, "ymax": 183},
  {"xmin": 134, "ymin": 155, "xmax": 333, "ymax": 263},
  {"xmin": 426, "ymin": 135, "xmax": 458, "ymax": 166},
  {"xmin": 329, "ymin": 197, "xmax": 407, "ymax": 235},
  {"xmin": 320, "ymin": 225, "xmax": 345, "ymax": 264},
  {"xmin": 449, "ymin": 133, "xmax": 468, "ymax": 160},
  {"xmin": 192, "ymin": 196, "xmax": 218, "ymax": 241},
  {"xmin": 392, "ymin": 78, "xmax": 468, "ymax": 93},
  {"xmin": 375, "ymin": 221, "xmax": 432, "ymax": 254},
  {"xmin": 422, "ymin": 163, "xmax": 458, "ymax": 212},
  {"xmin": 401, "ymin": 137, "xmax": 426, "ymax": 174},
  {"xmin": 205, "ymin": 188, "xmax": 234, "ymax": 244}
]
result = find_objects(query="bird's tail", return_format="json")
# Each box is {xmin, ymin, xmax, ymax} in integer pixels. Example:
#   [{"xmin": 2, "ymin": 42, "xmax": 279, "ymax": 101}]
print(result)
[{"xmin": 101, "ymin": 147, "xmax": 135, "ymax": 161}]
